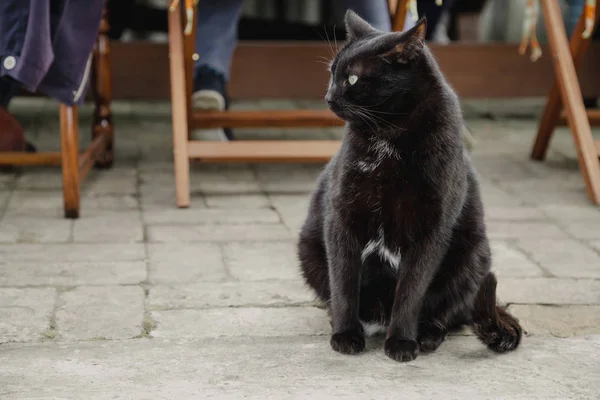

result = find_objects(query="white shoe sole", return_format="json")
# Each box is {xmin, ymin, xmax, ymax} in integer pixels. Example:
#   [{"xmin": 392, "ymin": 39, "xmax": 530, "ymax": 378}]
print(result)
[
  {"xmin": 192, "ymin": 90, "xmax": 225, "ymax": 111},
  {"xmin": 191, "ymin": 90, "xmax": 228, "ymax": 141}
]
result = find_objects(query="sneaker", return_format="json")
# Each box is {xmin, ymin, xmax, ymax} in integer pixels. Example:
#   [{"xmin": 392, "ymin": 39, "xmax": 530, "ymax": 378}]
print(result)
[{"xmin": 191, "ymin": 66, "xmax": 234, "ymax": 141}]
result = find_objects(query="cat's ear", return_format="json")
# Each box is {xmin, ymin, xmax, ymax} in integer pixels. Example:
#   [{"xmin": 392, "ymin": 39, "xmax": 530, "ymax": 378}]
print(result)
[
  {"xmin": 344, "ymin": 10, "xmax": 378, "ymax": 40},
  {"xmin": 381, "ymin": 17, "xmax": 427, "ymax": 64}
]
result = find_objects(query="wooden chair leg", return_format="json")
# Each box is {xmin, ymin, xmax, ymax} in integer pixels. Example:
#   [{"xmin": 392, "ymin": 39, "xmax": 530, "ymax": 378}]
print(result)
[
  {"xmin": 184, "ymin": 2, "xmax": 197, "ymax": 136},
  {"xmin": 92, "ymin": 3, "xmax": 114, "ymax": 169},
  {"xmin": 532, "ymin": 6, "xmax": 597, "ymax": 160},
  {"xmin": 60, "ymin": 104, "xmax": 81, "ymax": 219},
  {"xmin": 390, "ymin": 0, "xmax": 410, "ymax": 32},
  {"xmin": 540, "ymin": 0, "xmax": 600, "ymax": 204},
  {"xmin": 168, "ymin": 2, "xmax": 191, "ymax": 208}
]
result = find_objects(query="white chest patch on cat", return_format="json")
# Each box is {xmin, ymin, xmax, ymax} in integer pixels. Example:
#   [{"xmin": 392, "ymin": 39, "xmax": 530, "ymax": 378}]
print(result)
[
  {"xmin": 360, "ymin": 320, "xmax": 387, "ymax": 337},
  {"xmin": 361, "ymin": 227, "xmax": 401, "ymax": 270}
]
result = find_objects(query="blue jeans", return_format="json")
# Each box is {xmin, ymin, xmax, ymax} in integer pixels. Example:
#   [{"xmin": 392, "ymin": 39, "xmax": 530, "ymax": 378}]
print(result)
[
  {"xmin": 0, "ymin": 77, "xmax": 19, "ymax": 108},
  {"xmin": 565, "ymin": 0, "xmax": 586, "ymax": 37},
  {"xmin": 195, "ymin": 0, "xmax": 392, "ymax": 80}
]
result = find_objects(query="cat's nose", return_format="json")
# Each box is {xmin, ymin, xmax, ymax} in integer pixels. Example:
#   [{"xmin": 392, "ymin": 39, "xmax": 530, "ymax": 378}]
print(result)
[{"xmin": 325, "ymin": 95, "xmax": 336, "ymax": 107}]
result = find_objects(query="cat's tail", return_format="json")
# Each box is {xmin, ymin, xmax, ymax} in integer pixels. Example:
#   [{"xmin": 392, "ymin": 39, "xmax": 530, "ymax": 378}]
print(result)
[{"xmin": 470, "ymin": 272, "xmax": 522, "ymax": 353}]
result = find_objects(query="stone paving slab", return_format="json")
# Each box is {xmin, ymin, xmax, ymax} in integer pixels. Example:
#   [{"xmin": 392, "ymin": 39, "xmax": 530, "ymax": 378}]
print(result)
[
  {"xmin": 147, "ymin": 243, "xmax": 226, "ymax": 284},
  {"xmin": 72, "ymin": 212, "xmax": 144, "ymax": 243},
  {"xmin": 2, "ymin": 101, "xmax": 600, "ymax": 398},
  {"xmin": 478, "ymin": 181, "xmax": 525, "ymax": 207},
  {"xmin": 486, "ymin": 221, "xmax": 567, "ymax": 239},
  {"xmin": 223, "ymin": 241, "xmax": 302, "ymax": 281},
  {"xmin": 15, "ymin": 170, "xmax": 63, "ymax": 190},
  {"xmin": 0, "ymin": 244, "xmax": 145, "ymax": 262},
  {"xmin": 0, "ymin": 216, "xmax": 72, "ymax": 243},
  {"xmin": 561, "ymin": 222, "xmax": 600, "ymax": 240},
  {"xmin": 56, "ymin": 286, "xmax": 145, "ymax": 341},
  {"xmin": 147, "ymin": 281, "xmax": 316, "ymax": 310},
  {"xmin": 508, "ymin": 305, "xmax": 600, "ymax": 338},
  {"xmin": 485, "ymin": 206, "xmax": 547, "ymax": 221},
  {"xmin": 143, "ymin": 208, "xmax": 280, "ymax": 225},
  {"xmin": 490, "ymin": 241, "xmax": 546, "ymax": 277},
  {"xmin": 4, "ymin": 191, "xmax": 140, "ymax": 217},
  {"xmin": 497, "ymin": 278, "xmax": 600, "ymax": 305},
  {"xmin": 83, "ymin": 168, "xmax": 137, "ymax": 196},
  {"xmin": 0, "ymin": 288, "xmax": 55, "ymax": 344},
  {"xmin": 147, "ymin": 223, "xmax": 293, "ymax": 242},
  {"xmin": 0, "ymin": 261, "xmax": 146, "ymax": 287},
  {"xmin": 540, "ymin": 204, "xmax": 600, "ymax": 221},
  {"xmin": 0, "ymin": 335, "xmax": 598, "ymax": 399},
  {"xmin": 204, "ymin": 193, "xmax": 271, "ymax": 209},
  {"xmin": 516, "ymin": 239, "xmax": 600, "ymax": 278},
  {"xmin": 151, "ymin": 307, "xmax": 329, "ymax": 339}
]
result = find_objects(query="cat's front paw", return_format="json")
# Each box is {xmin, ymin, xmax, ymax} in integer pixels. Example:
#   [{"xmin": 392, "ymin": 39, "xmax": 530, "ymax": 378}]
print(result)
[
  {"xmin": 330, "ymin": 330, "xmax": 365, "ymax": 355},
  {"xmin": 384, "ymin": 337, "xmax": 419, "ymax": 362}
]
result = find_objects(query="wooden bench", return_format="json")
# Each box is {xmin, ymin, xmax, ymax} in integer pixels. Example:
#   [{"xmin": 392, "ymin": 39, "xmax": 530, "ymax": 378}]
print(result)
[
  {"xmin": 168, "ymin": 0, "xmax": 600, "ymax": 206},
  {"xmin": 168, "ymin": 0, "xmax": 413, "ymax": 208}
]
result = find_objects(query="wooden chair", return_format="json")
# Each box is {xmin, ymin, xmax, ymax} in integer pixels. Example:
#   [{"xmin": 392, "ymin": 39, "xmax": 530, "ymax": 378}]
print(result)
[
  {"xmin": 0, "ymin": 4, "xmax": 114, "ymax": 218},
  {"xmin": 531, "ymin": 0, "xmax": 600, "ymax": 204},
  {"xmin": 168, "ymin": 0, "xmax": 411, "ymax": 208}
]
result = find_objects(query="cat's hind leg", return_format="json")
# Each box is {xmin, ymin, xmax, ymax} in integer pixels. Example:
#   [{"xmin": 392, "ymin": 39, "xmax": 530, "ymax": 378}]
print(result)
[
  {"xmin": 297, "ymin": 177, "xmax": 330, "ymax": 303},
  {"xmin": 297, "ymin": 223, "xmax": 330, "ymax": 303}
]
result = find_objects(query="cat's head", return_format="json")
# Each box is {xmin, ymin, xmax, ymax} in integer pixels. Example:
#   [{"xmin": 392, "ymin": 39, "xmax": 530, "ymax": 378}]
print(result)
[{"xmin": 325, "ymin": 10, "xmax": 429, "ymax": 126}]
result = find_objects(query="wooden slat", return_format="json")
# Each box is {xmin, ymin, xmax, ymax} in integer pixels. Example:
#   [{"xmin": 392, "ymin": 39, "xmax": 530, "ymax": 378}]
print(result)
[
  {"xmin": 596, "ymin": 140, "xmax": 600, "ymax": 157},
  {"xmin": 107, "ymin": 41, "xmax": 600, "ymax": 100},
  {"xmin": 169, "ymin": 1, "xmax": 192, "ymax": 208},
  {"xmin": 559, "ymin": 109, "xmax": 600, "ymax": 125},
  {"xmin": 59, "ymin": 104, "xmax": 81, "ymax": 218},
  {"xmin": 0, "ymin": 152, "xmax": 62, "ymax": 166},
  {"xmin": 187, "ymin": 140, "xmax": 340, "ymax": 163},
  {"xmin": 78, "ymin": 134, "xmax": 108, "ymax": 179},
  {"xmin": 191, "ymin": 110, "xmax": 343, "ymax": 129}
]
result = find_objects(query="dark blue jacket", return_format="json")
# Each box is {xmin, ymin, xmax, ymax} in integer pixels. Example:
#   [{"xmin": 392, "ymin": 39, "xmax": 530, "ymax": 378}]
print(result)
[{"xmin": 0, "ymin": 0, "xmax": 104, "ymax": 106}]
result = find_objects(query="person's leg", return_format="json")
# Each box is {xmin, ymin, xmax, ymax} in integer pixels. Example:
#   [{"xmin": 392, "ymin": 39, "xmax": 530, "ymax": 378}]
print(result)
[
  {"xmin": 416, "ymin": 0, "xmax": 454, "ymax": 40},
  {"xmin": 0, "ymin": 76, "xmax": 19, "ymax": 109},
  {"xmin": 565, "ymin": 0, "xmax": 585, "ymax": 37},
  {"xmin": 342, "ymin": 0, "xmax": 391, "ymax": 31},
  {"xmin": 0, "ymin": 76, "xmax": 30, "ymax": 153},
  {"xmin": 192, "ymin": 0, "xmax": 243, "ymax": 140},
  {"xmin": 194, "ymin": 0, "xmax": 243, "ymax": 81}
]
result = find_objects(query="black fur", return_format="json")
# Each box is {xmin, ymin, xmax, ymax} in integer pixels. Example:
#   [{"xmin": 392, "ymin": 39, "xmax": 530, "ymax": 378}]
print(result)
[{"xmin": 297, "ymin": 11, "xmax": 522, "ymax": 362}]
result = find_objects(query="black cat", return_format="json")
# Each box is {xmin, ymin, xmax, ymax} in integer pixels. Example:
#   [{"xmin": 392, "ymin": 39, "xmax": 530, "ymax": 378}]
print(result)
[{"xmin": 297, "ymin": 11, "xmax": 522, "ymax": 362}]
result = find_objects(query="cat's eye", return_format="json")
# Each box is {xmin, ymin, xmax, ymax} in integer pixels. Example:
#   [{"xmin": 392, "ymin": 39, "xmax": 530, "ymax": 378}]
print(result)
[{"xmin": 348, "ymin": 74, "xmax": 358, "ymax": 85}]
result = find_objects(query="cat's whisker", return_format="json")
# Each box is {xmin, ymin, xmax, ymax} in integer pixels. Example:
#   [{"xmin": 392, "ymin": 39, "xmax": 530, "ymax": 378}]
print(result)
[
  {"xmin": 333, "ymin": 24, "xmax": 338, "ymax": 49},
  {"xmin": 323, "ymin": 28, "xmax": 337, "ymax": 60},
  {"xmin": 351, "ymin": 107, "xmax": 398, "ymax": 132},
  {"xmin": 347, "ymin": 107, "xmax": 378, "ymax": 132}
]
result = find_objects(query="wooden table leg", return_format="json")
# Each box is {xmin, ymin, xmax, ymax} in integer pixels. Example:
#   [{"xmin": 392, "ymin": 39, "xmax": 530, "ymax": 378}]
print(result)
[
  {"xmin": 532, "ymin": 5, "xmax": 598, "ymax": 161},
  {"xmin": 60, "ymin": 105, "xmax": 81, "ymax": 219},
  {"xmin": 92, "ymin": 3, "xmax": 114, "ymax": 169},
  {"xmin": 540, "ymin": 0, "xmax": 600, "ymax": 204},
  {"xmin": 168, "ymin": 2, "xmax": 191, "ymax": 208}
]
